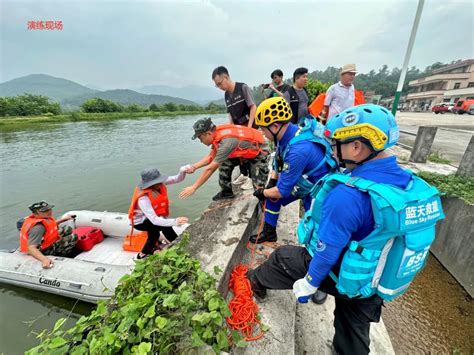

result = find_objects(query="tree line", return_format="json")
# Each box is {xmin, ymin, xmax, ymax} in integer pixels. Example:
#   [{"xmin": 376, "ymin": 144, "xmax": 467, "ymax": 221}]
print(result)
[
  {"xmin": 0, "ymin": 95, "xmax": 226, "ymax": 117},
  {"xmin": 251, "ymin": 61, "xmax": 459, "ymax": 102}
]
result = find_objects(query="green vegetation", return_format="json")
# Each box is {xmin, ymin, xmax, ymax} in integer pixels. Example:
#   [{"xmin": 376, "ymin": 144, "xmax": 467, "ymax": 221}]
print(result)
[
  {"xmin": 27, "ymin": 235, "xmax": 245, "ymax": 354},
  {"xmin": 0, "ymin": 94, "xmax": 226, "ymax": 129},
  {"xmin": 305, "ymin": 78, "xmax": 331, "ymax": 102},
  {"xmin": 81, "ymin": 98, "xmax": 125, "ymax": 113},
  {"xmin": 418, "ymin": 172, "xmax": 474, "ymax": 204},
  {"xmin": 79, "ymin": 98, "xmax": 213, "ymax": 114},
  {"xmin": 0, "ymin": 94, "xmax": 61, "ymax": 116},
  {"xmin": 0, "ymin": 109, "xmax": 224, "ymax": 130},
  {"xmin": 428, "ymin": 151, "xmax": 451, "ymax": 165}
]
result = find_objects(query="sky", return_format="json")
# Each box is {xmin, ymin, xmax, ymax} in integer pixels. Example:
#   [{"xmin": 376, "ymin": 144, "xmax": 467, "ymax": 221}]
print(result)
[{"xmin": 1, "ymin": 0, "xmax": 473, "ymax": 90}]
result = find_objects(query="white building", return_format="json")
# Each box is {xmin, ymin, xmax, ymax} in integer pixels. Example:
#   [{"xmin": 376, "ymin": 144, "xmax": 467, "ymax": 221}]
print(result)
[{"xmin": 406, "ymin": 59, "xmax": 474, "ymax": 110}]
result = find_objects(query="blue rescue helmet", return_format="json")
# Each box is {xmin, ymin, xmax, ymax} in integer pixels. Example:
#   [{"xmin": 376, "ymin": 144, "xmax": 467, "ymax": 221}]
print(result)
[{"xmin": 324, "ymin": 104, "xmax": 399, "ymax": 151}]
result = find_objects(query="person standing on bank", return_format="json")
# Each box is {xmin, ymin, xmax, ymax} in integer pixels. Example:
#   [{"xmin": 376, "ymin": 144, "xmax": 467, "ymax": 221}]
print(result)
[
  {"xmin": 262, "ymin": 69, "xmax": 291, "ymax": 99},
  {"xmin": 249, "ymin": 97, "xmax": 336, "ymax": 245},
  {"xmin": 128, "ymin": 167, "xmax": 189, "ymax": 259},
  {"xmin": 179, "ymin": 117, "xmax": 269, "ymax": 201},
  {"xmin": 212, "ymin": 66, "xmax": 256, "ymax": 190},
  {"xmin": 19, "ymin": 201, "xmax": 77, "ymax": 269},
  {"xmin": 283, "ymin": 67, "xmax": 310, "ymax": 124},
  {"xmin": 320, "ymin": 63, "xmax": 365, "ymax": 121},
  {"xmin": 247, "ymin": 104, "xmax": 444, "ymax": 354}
]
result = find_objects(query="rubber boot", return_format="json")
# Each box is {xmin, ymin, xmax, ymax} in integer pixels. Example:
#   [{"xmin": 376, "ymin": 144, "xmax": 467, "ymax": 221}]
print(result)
[{"xmin": 249, "ymin": 222, "xmax": 277, "ymax": 244}]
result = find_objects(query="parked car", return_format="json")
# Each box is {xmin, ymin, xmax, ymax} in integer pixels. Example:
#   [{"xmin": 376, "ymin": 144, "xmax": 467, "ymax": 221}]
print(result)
[
  {"xmin": 452, "ymin": 99, "xmax": 474, "ymax": 114},
  {"xmin": 431, "ymin": 103, "xmax": 452, "ymax": 114},
  {"xmin": 468, "ymin": 104, "xmax": 474, "ymax": 115}
]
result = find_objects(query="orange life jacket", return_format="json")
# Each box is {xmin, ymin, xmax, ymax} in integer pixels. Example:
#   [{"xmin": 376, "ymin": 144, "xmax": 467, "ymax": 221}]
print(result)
[
  {"xmin": 128, "ymin": 185, "xmax": 170, "ymax": 225},
  {"xmin": 19, "ymin": 215, "xmax": 59, "ymax": 253},
  {"xmin": 209, "ymin": 124, "xmax": 265, "ymax": 162},
  {"xmin": 308, "ymin": 90, "xmax": 365, "ymax": 118}
]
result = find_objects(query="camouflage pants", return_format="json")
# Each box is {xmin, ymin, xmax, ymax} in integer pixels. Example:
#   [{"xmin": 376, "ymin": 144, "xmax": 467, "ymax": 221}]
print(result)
[
  {"xmin": 219, "ymin": 152, "xmax": 269, "ymax": 192},
  {"xmin": 42, "ymin": 225, "xmax": 78, "ymax": 257}
]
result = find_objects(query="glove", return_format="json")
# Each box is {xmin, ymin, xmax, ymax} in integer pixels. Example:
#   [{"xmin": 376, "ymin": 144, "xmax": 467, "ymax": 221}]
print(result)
[
  {"xmin": 265, "ymin": 178, "xmax": 278, "ymax": 189},
  {"xmin": 253, "ymin": 188, "xmax": 265, "ymax": 202},
  {"xmin": 293, "ymin": 277, "xmax": 318, "ymax": 303}
]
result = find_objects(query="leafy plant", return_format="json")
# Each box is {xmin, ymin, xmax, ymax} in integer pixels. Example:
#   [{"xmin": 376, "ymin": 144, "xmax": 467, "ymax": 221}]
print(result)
[
  {"xmin": 27, "ymin": 234, "xmax": 242, "ymax": 354},
  {"xmin": 417, "ymin": 172, "xmax": 474, "ymax": 204}
]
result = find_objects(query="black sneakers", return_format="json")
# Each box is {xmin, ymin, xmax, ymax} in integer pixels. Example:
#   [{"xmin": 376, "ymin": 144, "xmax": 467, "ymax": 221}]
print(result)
[
  {"xmin": 249, "ymin": 222, "xmax": 277, "ymax": 244},
  {"xmin": 212, "ymin": 190, "xmax": 235, "ymax": 201}
]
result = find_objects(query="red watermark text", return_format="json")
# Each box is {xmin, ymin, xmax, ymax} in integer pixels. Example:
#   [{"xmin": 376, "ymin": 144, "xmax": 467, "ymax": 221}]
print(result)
[{"xmin": 27, "ymin": 21, "xmax": 63, "ymax": 30}]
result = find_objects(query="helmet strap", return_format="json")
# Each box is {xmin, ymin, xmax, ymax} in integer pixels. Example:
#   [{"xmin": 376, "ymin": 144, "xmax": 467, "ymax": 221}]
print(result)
[
  {"xmin": 270, "ymin": 123, "xmax": 284, "ymax": 147},
  {"xmin": 335, "ymin": 140, "xmax": 381, "ymax": 168}
]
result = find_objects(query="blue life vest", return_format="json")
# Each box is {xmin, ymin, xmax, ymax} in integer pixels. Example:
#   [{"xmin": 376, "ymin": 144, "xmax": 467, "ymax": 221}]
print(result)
[
  {"xmin": 297, "ymin": 171, "xmax": 444, "ymax": 301},
  {"xmin": 276, "ymin": 116, "xmax": 337, "ymax": 199}
]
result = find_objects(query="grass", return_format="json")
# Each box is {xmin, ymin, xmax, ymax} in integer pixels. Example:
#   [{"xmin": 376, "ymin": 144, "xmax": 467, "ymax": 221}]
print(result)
[
  {"xmin": 428, "ymin": 151, "xmax": 452, "ymax": 165},
  {"xmin": 417, "ymin": 171, "xmax": 474, "ymax": 204},
  {"xmin": 0, "ymin": 110, "xmax": 225, "ymax": 130}
]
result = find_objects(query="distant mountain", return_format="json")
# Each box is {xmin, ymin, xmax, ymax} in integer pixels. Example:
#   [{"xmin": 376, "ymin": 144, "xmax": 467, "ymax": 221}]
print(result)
[
  {"xmin": 61, "ymin": 89, "xmax": 197, "ymax": 110},
  {"xmin": 136, "ymin": 84, "xmax": 222, "ymax": 104},
  {"xmin": 0, "ymin": 74, "xmax": 96, "ymax": 101},
  {"xmin": 84, "ymin": 83, "xmax": 106, "ymax": 91},
  {"xmin": 1, "ymin": 74, "xmax": 200, "ymax": 110}
]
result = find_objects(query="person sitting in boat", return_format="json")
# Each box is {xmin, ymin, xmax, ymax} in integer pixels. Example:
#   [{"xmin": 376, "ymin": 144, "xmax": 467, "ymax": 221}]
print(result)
[
  {"xmin": 19, "ymin": 201, "xmax": 78, "ymax": 269},
  {"xmin": 128, "ymin": 167, "xmax": 189, "ymax": 259}
]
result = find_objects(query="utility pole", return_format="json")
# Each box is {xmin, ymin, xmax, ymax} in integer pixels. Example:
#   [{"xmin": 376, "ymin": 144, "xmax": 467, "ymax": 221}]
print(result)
[{"xmin": 392, "ymin": 0, "xmax": 425, "ymax": 116}]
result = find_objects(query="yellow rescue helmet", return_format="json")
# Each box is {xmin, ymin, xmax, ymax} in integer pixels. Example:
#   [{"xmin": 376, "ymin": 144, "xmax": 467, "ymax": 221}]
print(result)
[{"xmin": 255, "ymin": 97, "xmax": 293, "ymax": 127}]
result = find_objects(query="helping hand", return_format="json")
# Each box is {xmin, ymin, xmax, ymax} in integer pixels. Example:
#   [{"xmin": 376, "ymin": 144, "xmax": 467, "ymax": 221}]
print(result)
[
  {"xmin": 176, "ymin": 217, "xmax": 189, "ymax": 225},
  {"xmin": 183, "ymin": 164, "xmax": 196, "ymax": 174},
  {"xmin": 253, "ymin": 188, "xmax": 265, "ymax": 202},
  {"xmin": 179, "ymin": 186, "xmax": 196, "ymax": 199},
  {"xmin": 42, "ymin": 258, "xmax": 54, "ymax": 269},
  {"xmin": 293, "ymin": 277, "xmax": 318, "ymax": 303}
]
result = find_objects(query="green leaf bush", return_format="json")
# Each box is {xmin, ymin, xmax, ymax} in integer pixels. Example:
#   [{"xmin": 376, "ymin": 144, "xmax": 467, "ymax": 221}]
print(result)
[
  {"xmin": 418, "ymin": 172, "xmax": 474, "ymax": 204},
  {"xmin": 27, "ymin": 234, "xmax": 241, "ymax": 354}
]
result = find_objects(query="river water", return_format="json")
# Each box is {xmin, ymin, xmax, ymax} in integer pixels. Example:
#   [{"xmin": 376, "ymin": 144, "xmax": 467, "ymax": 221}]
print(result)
[
  {"xmin": 0, "ymin": 114, "xmax": 227, "ymax": 353},
  {"xmin": 0, "ymin": 115, "xmax": 472, "ymax": 354}
]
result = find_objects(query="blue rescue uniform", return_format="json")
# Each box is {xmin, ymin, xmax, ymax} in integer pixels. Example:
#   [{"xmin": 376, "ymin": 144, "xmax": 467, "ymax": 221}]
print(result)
[{"xmin": 265, "ymin": 123, "xmax": 329, "ymax": 226}]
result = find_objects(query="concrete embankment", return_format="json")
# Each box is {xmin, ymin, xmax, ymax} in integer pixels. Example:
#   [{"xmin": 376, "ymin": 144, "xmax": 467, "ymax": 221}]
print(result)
[
  {"xmin": 391, "ymin": 145, "xmax": 474, "ymax": 297},
  {"xmin": 185, "ymin": 188, "xmax": 395, "ymax": 354}
]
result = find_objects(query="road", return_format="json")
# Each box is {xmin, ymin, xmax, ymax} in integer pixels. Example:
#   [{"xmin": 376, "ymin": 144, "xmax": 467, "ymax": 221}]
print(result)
[{"xmin": 394, "ymin": 112, "xmax": 473, "ymax": 164}]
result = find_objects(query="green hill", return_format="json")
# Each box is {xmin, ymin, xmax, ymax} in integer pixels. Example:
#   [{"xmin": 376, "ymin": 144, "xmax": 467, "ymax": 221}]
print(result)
[
  {"xmin": 1, "ymin": 74, "xmax": 200, "ymax": 111},
  {"xmin": 0, "ymin": 74, "xmax": 96, "ymax": 101}
]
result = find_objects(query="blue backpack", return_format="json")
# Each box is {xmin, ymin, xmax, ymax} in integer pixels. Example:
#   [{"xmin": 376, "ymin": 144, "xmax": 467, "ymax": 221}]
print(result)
[
  {"xmin": 276, "ymin": 116, "xmax": 337, "ymax": 199},
  {"xmin": 297, "ymin": 171, "xmax": 445, "ymax": 301}
]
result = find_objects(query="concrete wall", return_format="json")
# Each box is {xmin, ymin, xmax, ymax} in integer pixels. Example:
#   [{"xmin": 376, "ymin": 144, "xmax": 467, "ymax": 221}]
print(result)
[{"xmin": 431, "ymin": 197, "xmax": 474, "ymax": 297}]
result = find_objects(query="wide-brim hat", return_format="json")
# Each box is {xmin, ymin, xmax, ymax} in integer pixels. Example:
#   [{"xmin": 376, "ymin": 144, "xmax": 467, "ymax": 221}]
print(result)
[
  {"xmin": 29, "ymin": 200, "xmax": 54, "ymax": 212},
  {"xmin": 138, "ymin": 168, "xmax": 168, "ymax": 189},
  {"xmin": 341, "ymin": 63, "xmax": 357, "ymax": 74}
]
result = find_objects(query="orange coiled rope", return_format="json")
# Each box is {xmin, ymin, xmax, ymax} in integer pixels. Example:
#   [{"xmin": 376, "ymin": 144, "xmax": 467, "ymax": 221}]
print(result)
[
  {"xmin": 226, "ymin": 201, "xmax": 270, "ymax": 341},
  {"xmin": 226, "ymin": 264, "xmax": 264, "ymax": 341}
]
